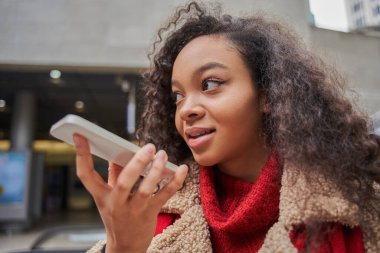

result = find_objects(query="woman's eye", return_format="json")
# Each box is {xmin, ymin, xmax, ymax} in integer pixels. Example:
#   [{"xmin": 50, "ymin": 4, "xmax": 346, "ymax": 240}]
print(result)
[
  {"xmin": 172, "ymin": 92, "xmax": 184, "ymax": 103},
  {"xmin": 202, "ymin": 79, "xmax": 223, "ymax": 91}
]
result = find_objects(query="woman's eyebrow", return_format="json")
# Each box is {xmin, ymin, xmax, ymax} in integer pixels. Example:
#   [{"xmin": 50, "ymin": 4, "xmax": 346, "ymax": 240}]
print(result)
[
  {"xmin": 194, "ymin": 62, "xmax": 228, "ymax": 77},
  {"xmin": 171, "ymin": 62, "xmax": 228, "ymax": 87}
]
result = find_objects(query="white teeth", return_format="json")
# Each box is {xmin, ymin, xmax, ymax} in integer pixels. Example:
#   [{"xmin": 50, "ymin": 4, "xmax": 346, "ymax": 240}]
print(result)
[{"xmin": 192, "ymin": 130, "xmax": 212, "ymax": 138}]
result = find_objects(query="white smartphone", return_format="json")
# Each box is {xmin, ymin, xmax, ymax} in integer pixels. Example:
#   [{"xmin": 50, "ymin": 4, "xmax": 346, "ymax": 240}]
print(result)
[{"xmin": 49, "ymin": 114, "xmax": 178, "ymax": 172}]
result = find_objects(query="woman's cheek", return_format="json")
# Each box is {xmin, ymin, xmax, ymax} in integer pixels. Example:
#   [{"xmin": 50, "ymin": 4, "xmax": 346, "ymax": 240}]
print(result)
[{"xmin": 174, "ymin": 116, "xmax": 184, "ymax": 138}]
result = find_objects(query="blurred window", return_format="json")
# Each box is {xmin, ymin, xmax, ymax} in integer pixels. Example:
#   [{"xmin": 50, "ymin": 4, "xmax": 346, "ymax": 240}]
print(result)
[
  {"xmin": 374, "ymin": 5, "xmax": 380, "ymax": 15},
  {"xmin": 353, "ymin": 2, "xmax": 362, "ymax": 12},
  {"xmin": 356, "ymin": 17, "xmax": 365, "ymax": 26}
]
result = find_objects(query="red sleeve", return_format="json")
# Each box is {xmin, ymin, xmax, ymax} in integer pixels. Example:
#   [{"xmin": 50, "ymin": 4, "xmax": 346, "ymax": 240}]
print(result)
[
  {"xmin": 290, "ymin": 223, "xmax": 365, "ymax": 253},
  {"xmin": 154, "ymin": 213, "xmax": 181, "ymax": 236}
]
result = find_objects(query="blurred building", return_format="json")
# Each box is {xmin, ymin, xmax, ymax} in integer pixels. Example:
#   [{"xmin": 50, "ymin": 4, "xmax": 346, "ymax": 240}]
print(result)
[
  {"xmin": 372, "ymin": 110, "xmax": 380, "ymax": 134},
  {"xmin": 345, "ymin": 0, "xmax": 380, "ymax": 31}
]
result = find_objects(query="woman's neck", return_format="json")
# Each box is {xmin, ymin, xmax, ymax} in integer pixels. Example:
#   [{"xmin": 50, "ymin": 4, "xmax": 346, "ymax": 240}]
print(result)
[{"xmin": 217, "ymin": 145, "xmax": 271, "ymax": 182}]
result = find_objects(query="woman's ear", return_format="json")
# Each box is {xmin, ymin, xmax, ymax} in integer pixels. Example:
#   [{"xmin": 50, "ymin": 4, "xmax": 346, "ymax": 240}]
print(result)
[{"xmin": 259, "ymin": 90, "xmax": 271, "ymax": 113}]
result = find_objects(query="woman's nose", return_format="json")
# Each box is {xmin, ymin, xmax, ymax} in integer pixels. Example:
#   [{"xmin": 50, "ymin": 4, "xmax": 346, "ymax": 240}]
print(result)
[{"xmin": 178, "ymin": 96, "xmax": 205, "ymax": 122}]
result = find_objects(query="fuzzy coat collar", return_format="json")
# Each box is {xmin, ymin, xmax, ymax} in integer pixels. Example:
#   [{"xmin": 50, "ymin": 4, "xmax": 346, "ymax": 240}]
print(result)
[{"xmin": 150, "ymin": 161, "xmax": 380, "ymax": 253}]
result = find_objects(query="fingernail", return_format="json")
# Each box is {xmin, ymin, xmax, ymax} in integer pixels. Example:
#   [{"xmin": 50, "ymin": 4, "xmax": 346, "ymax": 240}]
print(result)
[
  {"xmin": 156, "ymin": 150, "xmax": 167, "ymax": 161},
  {"xmin": 180, "ymin": 164, "xmax": 189, "ymax": 174},
  {"xmin": 144, "ymin": 143, "xmax": 155, "ymax": 154}
]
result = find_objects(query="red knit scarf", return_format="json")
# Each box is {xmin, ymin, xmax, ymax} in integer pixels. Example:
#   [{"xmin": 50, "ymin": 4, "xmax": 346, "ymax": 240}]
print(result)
[{"xmin": 200, "ymin": 152, "xmax": 281, "ymax": 252}]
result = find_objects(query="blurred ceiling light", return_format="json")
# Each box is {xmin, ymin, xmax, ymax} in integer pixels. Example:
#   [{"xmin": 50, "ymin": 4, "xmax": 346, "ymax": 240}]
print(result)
[
  {"xmin": 121, "ymin": 80, "xmax": 130, "ymax": 93},
  {"xmin": 0, "ymin": 99, "xmax": 6, "ymax": 112},
  {"xmin": 50, "ymin": 69, "xmax": 61, "ymax": 79},
  {"xmin": 75, "ymin": 100, "xmax": 85, "ymax": 112}
]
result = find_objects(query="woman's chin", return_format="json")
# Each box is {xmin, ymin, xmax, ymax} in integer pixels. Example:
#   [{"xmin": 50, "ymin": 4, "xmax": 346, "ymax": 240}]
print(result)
[{"xmin": 193, "ymin": 156, "xmax": 217, "ymax": 167}]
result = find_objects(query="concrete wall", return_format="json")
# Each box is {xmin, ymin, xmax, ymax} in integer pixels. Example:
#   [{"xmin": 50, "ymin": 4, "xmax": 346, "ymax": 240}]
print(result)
[
  {"xmin": 0, "ymin": 0, "xmax": 309, "ymax": 68},
  {"xmin": 0, "ymin": 0, "xmax": 379, "ymax": 114},
  {"xmin": 309, "ymin": 27, "xmax": 380, "ymax": 114}
]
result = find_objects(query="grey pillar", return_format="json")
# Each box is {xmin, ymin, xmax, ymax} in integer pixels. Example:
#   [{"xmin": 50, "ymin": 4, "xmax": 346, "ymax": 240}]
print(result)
[{"xmin": 10, "ymin": 91, "xmax": 36, "ymax": 151}]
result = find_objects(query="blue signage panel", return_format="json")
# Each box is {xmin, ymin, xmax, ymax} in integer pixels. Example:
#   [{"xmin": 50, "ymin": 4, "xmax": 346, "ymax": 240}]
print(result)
[{"xmin": 0, "ymin": 152, "xmax": 28, "ymax": 204}]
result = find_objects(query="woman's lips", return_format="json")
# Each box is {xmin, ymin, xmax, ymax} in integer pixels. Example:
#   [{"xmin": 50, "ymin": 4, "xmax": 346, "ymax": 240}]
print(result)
[{"xmin": 185, "ymin": 127, "xmax": 215, "ymax": 149}]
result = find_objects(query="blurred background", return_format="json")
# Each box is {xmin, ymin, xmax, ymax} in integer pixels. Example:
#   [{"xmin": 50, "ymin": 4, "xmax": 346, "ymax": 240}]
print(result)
[{"xmin": 0, "ymin": 0, "xmax": 379, "ymax": 252}]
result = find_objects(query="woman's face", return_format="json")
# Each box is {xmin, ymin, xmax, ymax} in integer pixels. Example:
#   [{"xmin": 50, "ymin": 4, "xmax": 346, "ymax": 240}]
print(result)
[{"xmin": 171, "ymin": 35, "xmax": 268, "ymax": 176}]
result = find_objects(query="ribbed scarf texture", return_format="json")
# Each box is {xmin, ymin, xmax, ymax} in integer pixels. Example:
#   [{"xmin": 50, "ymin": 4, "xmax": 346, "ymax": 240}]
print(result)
[{"xmin": 200, "ymin": 152, "xmax": 281, "ymax": 253}]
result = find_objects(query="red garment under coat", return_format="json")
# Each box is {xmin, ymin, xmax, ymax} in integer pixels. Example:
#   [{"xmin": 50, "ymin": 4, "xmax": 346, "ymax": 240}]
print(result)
[{"xmin": 154, "ymin": 153, "xmax": 364, "ymax": 252}]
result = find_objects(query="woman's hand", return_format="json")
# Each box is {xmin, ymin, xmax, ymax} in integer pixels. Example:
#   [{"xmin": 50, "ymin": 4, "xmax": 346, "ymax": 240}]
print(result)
[{"xmin": 73, "ymin": 134, "xmax": 188, "ymax": 253}]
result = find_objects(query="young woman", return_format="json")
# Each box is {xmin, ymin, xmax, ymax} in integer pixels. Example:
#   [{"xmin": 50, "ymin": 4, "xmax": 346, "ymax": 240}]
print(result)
[{"xmin": 76, "ymin": 2, "xmax": 380, "ymax": 252}]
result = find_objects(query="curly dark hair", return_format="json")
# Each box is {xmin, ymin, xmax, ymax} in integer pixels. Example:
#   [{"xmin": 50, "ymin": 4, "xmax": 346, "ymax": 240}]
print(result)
[{"xmin": 137, "ymin": 1, "xmax": 380, "ymax": 249}]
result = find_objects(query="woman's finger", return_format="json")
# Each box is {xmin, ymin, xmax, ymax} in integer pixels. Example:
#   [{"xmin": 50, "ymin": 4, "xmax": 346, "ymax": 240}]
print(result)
[
  {"xmin": 113, "ymin": 143, "xmax": 156, "ymax": 204},
  {"xmin": 108, "ymin": 162, "xmax": 123, "ymax": 187},
  {"xmin": 74, "ymin": 134, "xmax": 110, "ymax": 198},
  {"xmin": 130, "ymin": 150, "xmax": 168, "ymax": 208},
  {"xmin": 152, "ymin": 164, "xmax": 188, "ymax": 208}
]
